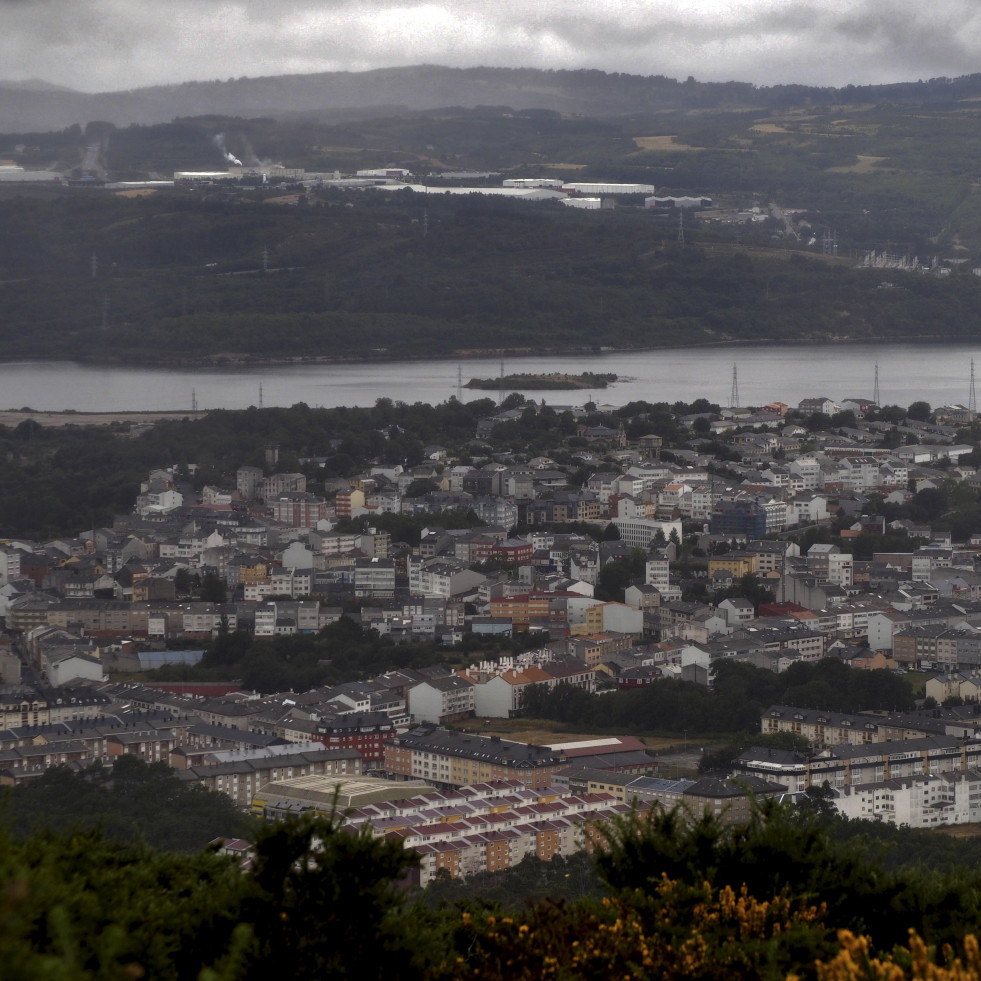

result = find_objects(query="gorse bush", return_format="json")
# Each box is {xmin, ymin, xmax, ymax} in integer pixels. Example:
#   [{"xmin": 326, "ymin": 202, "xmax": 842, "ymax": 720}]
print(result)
[{"xmin": 4, "ymin": 797, "xmax": 981, "ymax": 979}]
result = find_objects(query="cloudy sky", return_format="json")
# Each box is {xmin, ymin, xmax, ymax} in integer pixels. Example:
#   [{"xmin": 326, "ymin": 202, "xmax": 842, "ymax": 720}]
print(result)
[{"xmin": 2, "ymin": 0, "xmax": 981, "ymax": 93}]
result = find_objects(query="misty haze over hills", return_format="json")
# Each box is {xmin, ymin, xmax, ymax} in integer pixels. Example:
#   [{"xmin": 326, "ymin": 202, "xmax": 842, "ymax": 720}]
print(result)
[{"xmin": 3, "ymin": 65, "xmax": 981, "ymax": 132}]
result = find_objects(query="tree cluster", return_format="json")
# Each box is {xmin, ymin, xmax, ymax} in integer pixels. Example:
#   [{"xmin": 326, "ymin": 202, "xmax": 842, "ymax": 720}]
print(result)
[
  {"xmin": 7, "ymin": 796, "xmax": 981, "ymax": 979},
  {"xmin": 522, "ymin": 658, "xmax": 915, "ymax": 736}
]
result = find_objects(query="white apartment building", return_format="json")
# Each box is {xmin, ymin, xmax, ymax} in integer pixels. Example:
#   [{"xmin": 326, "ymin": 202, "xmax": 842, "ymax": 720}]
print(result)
[
  {"xmin": 409, "ymin": 557, "xmax": 486, "ymax": 599},
  {"xmin": 838, "ymin": 457, "xmax": 881, "ymax": 492},
  {"xmin": 612, "ymin": 517, "xmax": 682, "ymax": 548},
  {"xmin": 646, "ymin": 556, "xmax": 671, "ymax": 591},
  {"xmin": 835, "ymin": 771, "xmax": 981, "ymax": 829},
  {"xmin": 760, "ymin": 500, "xmax": 789, "ymax": 534},
  {"xmin": 789, "ymin": 457, "xmax": 822, "ymax": 490},
  {"xmin": 254, "ymin": 603, "xmax": 277, "ymax": 638},
  {"xmin": 407, "ymin": 676, "xmax": 476, "ymax": 724},
  {"xmin": 687, "ymin": 483, "xmax": 716, "ymax": 519},
  {"xmin": 806, "ymin": 544, "xmax": 853, "ymax": 587},
  {"xmin": 0, "ymin": 546, "xmax": 21, "ymax": 586},
  {"xmin": 354, "ymin": 558, "xmax": 396, "ymax": 599},
  {"xmin": 182, "ymin": 604, "xmax": 237, "ymax": 636},
  {"xmin": 271, "ymin": 568, "xmax": 314, "ymax": 598}
]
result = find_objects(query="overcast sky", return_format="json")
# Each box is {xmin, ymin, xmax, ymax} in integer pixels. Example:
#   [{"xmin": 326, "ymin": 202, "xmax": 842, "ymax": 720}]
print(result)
[{"xmin": 2, "ymin": 0, "xmax": 981, "ymax": 93}]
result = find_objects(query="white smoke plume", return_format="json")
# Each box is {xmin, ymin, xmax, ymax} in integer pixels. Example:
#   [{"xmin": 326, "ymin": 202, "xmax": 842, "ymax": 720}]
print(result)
[{"xmin": 213, "ymin": 133, "xmax": 242, "ymax": 167}]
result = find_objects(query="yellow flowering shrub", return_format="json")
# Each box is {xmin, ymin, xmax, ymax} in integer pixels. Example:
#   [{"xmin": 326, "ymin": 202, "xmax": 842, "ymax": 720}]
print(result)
[
  {"xmin": 438, "ymin": 892, "xmax": 981, "ymax": 981},
  {"xmin": 439, "ymin": 875, "xmax": 831, "ymax": 980},
  {"xmin": 811, "ymin": 930, "xmax": 981, "ymax": 981}
]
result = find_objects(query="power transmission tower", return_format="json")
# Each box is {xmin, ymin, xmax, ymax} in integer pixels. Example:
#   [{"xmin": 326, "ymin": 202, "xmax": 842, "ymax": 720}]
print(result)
[
  {"xmin": 191, "ymin": 389, "xmax": 198, "ymax": 412},
  {"xmin": 678, "ymin": 209, "xmax": 685, "ymax": 246},
  {"xmin": 971, "ymin": 359, "xmax": 977, "ymax": 416},
  {"xmin": 873, "ymin": 361, "xmax": 880, "ymax": 407},
  {"xmin": 730, "ymin": 363, "xmax": 739, "ymax": 408}
]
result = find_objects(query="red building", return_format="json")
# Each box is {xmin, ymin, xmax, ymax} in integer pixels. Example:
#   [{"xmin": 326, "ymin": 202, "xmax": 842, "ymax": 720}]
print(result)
[
  {"xmin": 470, "ymin": 538, "xmax": 534, "ymax": 567},
  {"xmin": 312, "ymin": 712, "xmax": 396, "ymax": 764},
  {"xmin": 489, "ymin": 539, "xmax": 535, "ymax": 566},
  {"xmin": 270, "ymin": 493, "xmax": 329, "ymax": 528}
]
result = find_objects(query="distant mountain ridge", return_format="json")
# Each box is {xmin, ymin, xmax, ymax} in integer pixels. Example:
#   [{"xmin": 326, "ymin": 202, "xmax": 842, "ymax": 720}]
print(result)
[
  {"xmin": 0, "ymin": 78, "xmax": 75, "ymax": 93},
  {"xmin": 3, "ymin": 64, "xmax": 981, "ymax": 133}
]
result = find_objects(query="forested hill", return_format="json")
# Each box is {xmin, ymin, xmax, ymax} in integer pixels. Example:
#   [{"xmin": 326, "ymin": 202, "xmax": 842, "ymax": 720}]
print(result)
[
  {"xmin": 5, "ymin": 65, "xmax": 981, "ymax": 131},
  {"xmin": 0, "ymin": 190, "xmax": 978, "ymax": 364},
  {"xmin": 0, "ymin": 192, "xmax": 981, "ymax": 363},
  {"xmin": 9, "ymin": 74, "xmax": 981, "ymax": 364}
]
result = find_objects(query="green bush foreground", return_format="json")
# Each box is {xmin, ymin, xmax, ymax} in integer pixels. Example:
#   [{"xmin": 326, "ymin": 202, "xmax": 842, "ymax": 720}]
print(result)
[{"xmin": 6, "ymin": 800, "xmax": 981, "ymax": 979}]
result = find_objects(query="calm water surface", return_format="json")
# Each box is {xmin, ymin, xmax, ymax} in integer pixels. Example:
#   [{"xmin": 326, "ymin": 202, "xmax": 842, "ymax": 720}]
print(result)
[{"xmin": 1, "ymin": 343, "xmax": 975, "ymax": 412}]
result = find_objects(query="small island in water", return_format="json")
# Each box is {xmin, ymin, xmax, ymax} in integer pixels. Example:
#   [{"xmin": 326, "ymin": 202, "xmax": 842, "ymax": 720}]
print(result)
[{"xmin": 465, "ymin": 371, "xmax": 617, "ymax": 391}]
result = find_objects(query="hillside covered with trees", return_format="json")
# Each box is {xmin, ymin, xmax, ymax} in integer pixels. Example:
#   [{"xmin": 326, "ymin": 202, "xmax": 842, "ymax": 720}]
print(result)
[
  {"xmin": 5, "ymin": 186, "xmax": 978, "ymax": 365},
  {"xmin": 8, "ymin": 799, "xmax": 981, "ymax": 979},
  {"xmin": 5, "ymin": 79, "xmax": 981, "ymax": 365},
  {"xmin": 6, "ymin": 65, "xmax": 981, "ymax": 131}
]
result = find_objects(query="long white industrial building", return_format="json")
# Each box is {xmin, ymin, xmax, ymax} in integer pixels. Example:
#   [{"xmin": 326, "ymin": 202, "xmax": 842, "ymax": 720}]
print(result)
[
  {"xmin": 562, "ymin": 182, "xmax": 657, "ymax": 195},
  {"xmin": 367, "ymin": 184, "xmax": 566, "ymax": 201}
]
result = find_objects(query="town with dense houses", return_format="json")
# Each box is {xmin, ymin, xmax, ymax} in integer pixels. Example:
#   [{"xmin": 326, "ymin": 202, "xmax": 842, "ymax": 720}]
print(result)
[{"xmin": 6, "ymin": 389, "xmax": 981, "ymax": 875}]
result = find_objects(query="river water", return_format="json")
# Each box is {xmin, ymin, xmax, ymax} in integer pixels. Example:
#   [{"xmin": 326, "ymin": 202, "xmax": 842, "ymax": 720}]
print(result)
[{"xmin": 1, "ymin": 343, "xmax": 976, "ymax": 412}]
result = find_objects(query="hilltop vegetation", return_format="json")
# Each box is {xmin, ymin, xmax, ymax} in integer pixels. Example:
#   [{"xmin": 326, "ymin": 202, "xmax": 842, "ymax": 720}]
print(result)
[
  {"xmin": 7, "ymin": 65, "xmax": 981, "ymax": 131},
  {"xmin": 5, "ymin": 79, "xmax": 981, "ymax": 363},
  {"xmin": 1, "ymin": 756, "xmax": 253, "ymax": 852},
  {"xmin": 465, "ymin": 372, "xmax": 618, "ymax": 390},
  {"xmin": 0, "ymin": 186, "xmax": 979, "ymax": 365},
  {"xmin": 9, "ymin": 800, "xmax": 981, "ymax": 979}
]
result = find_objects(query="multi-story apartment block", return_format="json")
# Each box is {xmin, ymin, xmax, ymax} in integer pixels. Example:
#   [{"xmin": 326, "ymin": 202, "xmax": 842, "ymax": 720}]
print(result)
[
  {"xmin": 488, "ymin": 592, "xmax": 552, "ymax": 630},
  {"xmin": 737, "ymin": 733, "xmax": 981, "ymax": 792},
  {"xmin": 385, "ymin": 726, "xmax": 569, "ymax": 788},
  {"xmin": 270, "ymin": 493, "xmax": 328, "ymax": 528},
  {"xmin": 759, "ymin": 705, "xmax": 948, "ymax": 749},
  {"xmin": 836, "ymin": 771, "xmax": 981, "ymax": 828},
  {"xmin": 353, "ymin": 557, "xmax": 396, "ymax": 599},
  {"xmin": 236, "ymin": 466, "xmax": 263, "ymax": 500},
  {"xmin": 406, "ymin": 676, "xmax": 476, "ymax": 724},
  {"xmin": 257, "ymin": 472, "xmax": 306, "ymax": 502},
  {"xmin": 806, "ymin": 544, "xmax": 853, "ymax": 587},
  {"xmin": 177, "ymin": 746, "xmax": 361, "ymax": 807},
  {"xmin": 311, "ymin": 711, "xmax": 396, "ymax": 764}
]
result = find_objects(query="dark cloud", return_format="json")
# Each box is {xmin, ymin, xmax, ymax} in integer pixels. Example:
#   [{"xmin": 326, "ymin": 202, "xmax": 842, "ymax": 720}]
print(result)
[{"xmin": 0, "ymin": 0, "xmax": 979, "ymax": 92}]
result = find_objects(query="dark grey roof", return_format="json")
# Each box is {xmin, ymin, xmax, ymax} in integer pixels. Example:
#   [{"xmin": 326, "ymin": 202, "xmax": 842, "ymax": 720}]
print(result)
[
  {"xmin": 187, "ymin": 723, "xmax": 281, "ymax": 747},
  {"xmin": 396, "ymin": 726, "xmax": 562, "ymax": 768}
]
